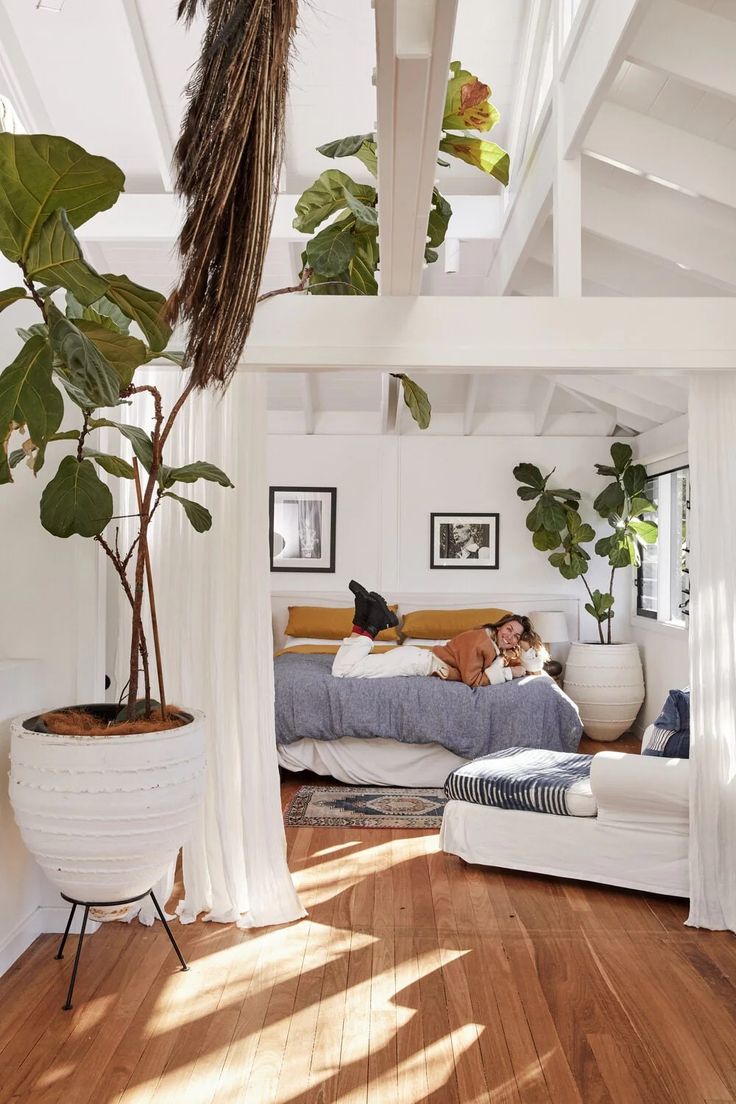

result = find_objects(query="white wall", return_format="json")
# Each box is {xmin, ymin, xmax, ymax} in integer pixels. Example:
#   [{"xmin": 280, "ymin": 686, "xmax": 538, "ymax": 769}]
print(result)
[{"xmin": 267, "ymin": 434, "xmax": 634, "ymax": 639}]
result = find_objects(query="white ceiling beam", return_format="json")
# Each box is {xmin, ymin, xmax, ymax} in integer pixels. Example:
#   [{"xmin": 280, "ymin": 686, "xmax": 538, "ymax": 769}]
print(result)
[
  {"xmin": 630, "ymin": 0, "xmax": 736, "ymax": 100},
  {"xmin": 374, "ymin": 0, "xmax": 459, "ymax": 295},
  {"xmin": 585, "ymin": 103, "xmax": 736, "ymax": 211},
  {"xmin": 380, "ymin": 374, "xmax": 400, "ymax": 434},
  {"xmin": 558, "ymin": 0, "xmax": 646, "ymax": 157},
  {"xmin": 78, "ymin": 192, "xmax": 503, "ymax": 245},
  {"xmin": 554, "ymin": 380, "xmax": 618, "ymax": 432},
  {"xmin": 554, "ymin": 374, "xmax": 677, "ymax": 423},
  {"xmin": 553, "ymin": 1, "xmax": 581, "ymax": 297},
  {"xmin": 486, "ymin": 111, "xmax": 554, "ymax": 295},
  {"xmin": 507, "ymin": 0, "xmax": 551, "ymax": 172},
  {"xmin": 583, "ymin": 174, "xmax": 736, "ymax": 289},
  {"xmin": 119, "ymin": 0, "xmax": 175, "ymax": 192},
  {"xmin": 241, "ymin": 296, "xmax": 736, "ymax": 372},
  {"xmin": 300, "ymin": 373, "xmax": 316, "ymax": 434},
  {"xmin": 463, "ymin": 375, "xmax": 479, "ymax": 436},
  {"xmin": 534, "ymin": 378, "xmax": 557, "ymax": 435},
  {"xmin": 608, "ymin": 375, "xmax": 689, "ymax": 414}
]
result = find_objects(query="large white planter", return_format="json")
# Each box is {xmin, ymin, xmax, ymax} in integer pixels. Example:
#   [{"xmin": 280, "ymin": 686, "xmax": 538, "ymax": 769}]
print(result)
[
  {"xmin": 9, "ymin": 707, "xmax": 206, "ymax": 919},
  {"xmin": 563, "ymin": 643, "xmax": 644, "ymax": 741}
]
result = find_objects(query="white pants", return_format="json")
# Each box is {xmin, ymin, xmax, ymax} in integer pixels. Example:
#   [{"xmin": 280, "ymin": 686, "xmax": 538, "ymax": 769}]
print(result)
[{"xmin": 332, "ymin": 636, "xmax": 436, "ymax": 679}]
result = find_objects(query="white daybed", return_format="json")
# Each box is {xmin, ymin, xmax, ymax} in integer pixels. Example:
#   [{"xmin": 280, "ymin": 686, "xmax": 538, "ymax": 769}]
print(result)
[{"xmin": 440, "ymin": 728, "xmax": 689, "ymax": 898}]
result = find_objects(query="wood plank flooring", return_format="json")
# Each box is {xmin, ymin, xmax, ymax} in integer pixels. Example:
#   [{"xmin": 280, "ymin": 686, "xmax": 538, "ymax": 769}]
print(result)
[{"xmin": 1, "ymin": 743, "xmax": 735, "ymax": 1104}]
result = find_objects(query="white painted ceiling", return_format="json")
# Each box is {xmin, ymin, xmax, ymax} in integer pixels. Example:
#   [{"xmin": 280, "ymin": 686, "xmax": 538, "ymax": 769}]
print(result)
[{"xmin": 0, "ymin": 0, "xmax": 732, "ymax": 435}]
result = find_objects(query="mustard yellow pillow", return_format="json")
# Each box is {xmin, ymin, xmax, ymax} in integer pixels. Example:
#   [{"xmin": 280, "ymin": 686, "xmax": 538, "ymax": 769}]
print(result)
[
  {"xmin": 400, "ymin": 608, "xmax": 511, "ymax": 640},
  {"xmin": 284, "ymin": 605, "xmax": 401, "ymax": 643}
]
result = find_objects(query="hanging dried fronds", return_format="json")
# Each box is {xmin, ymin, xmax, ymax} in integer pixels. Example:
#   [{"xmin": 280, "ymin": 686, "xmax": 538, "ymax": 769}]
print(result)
[{"xmin": 167, "ymin": 0, "xmax": 298, "ymax": 389}]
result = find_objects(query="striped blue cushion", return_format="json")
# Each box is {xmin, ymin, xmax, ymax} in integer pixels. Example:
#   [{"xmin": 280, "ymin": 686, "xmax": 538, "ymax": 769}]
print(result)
[
  {"xmin": 445, "ymin": 746, "xmax": 595, "ymax": 817},
  {"xmin": 642, "ymin": 725, "xmax": 690, "ymax": 758}
]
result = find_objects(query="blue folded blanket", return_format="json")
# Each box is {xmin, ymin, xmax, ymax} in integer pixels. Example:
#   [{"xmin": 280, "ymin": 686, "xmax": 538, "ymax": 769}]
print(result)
[{"xmin": 445, "ymin": 746, "xmax": 596, "ymax": 816}]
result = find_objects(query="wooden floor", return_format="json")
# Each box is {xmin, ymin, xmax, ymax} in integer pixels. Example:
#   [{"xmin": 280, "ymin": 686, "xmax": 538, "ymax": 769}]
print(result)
[{"xmin": 2, "ymin": 741, "xmax": 735, "ymax": 1104}]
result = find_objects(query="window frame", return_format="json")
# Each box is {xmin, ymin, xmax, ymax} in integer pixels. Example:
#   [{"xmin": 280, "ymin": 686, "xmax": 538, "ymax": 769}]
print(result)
[{"xmin": 634, "ymin": 463, "xmax": 689, "ymax": 630}]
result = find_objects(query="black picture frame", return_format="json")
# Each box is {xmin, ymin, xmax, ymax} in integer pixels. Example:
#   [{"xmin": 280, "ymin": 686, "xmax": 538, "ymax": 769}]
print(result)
[
  {"xmin": 269, "ymin": 486, "xmax": 337, "ymax": 573},
  {"xmin": 430, "ymin": 512, "xmax": 499, "ymax": 569}
]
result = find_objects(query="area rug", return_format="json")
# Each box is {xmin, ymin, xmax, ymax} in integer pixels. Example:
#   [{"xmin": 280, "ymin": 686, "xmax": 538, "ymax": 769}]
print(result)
[{"xmin": 284, "ymin": 785, "xmax": 447, "ymax": 828}]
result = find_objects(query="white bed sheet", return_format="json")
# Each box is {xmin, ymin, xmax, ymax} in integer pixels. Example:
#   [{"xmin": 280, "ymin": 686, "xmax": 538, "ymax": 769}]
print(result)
[{"xmin": 277, "ymin": 736, "xmax": 467, "ymax": 786}]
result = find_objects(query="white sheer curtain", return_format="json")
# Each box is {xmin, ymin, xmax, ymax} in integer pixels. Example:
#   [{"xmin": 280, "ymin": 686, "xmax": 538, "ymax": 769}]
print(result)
[
  {"xmin": 687, "ymin": 372, "xmax": 736, "ymax": 932},
  {"xmin": 115, "ymin": 370, "xmax": 305, "ymax": 928}
]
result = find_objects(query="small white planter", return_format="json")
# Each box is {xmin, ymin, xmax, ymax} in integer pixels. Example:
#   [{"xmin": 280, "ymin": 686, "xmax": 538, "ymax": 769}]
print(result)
[
  {"xmin": 563, "ymin": 643, "xmax": 644, "ymax": 741},
  {"xmin": 9, "ymin": 707, "xmax": 206, "ymax": 919}
]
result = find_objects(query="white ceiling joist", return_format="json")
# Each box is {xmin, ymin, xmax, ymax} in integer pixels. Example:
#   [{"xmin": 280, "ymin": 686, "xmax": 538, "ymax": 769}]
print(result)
[
  {"xmin": 0, "ymin": 5, "xmax": 52, "ymax": 131},
  {"xmin": 119, "ymin": 0, "xmax": 175, "ymax": 192},
  {"xmin": 608, "ymin": 375, "xmax": 689, "ymax": 414},
  {"xmin": 380, "ymin": 373, "xmax": 400, "ymax": 434},
  {"xmin": 242, "ymin": 296, "xmax": 736, "ymax": 372},
  {"xmin": 300, "ymin": 373, "xmax": 316, "ymax": 434},
  {"xmin": 558, "ymin": 0, "xmax": 646, "ymax": 157},
  {"xmin": 583, "ymin": 176, "xmax": 736, "ymax": 289},
  {"xmin": 554, "ymin": 374, "xmax": 680, "ymax": 424},
  {"xmin": 488, "ymin": 0, "xmax": 644, "ymax": 296},
  {"xmin": 630, "ymin": 0, "xmax": 736, "ymax": 100},
  {"xmin": 534, "ymin": 378, "xmax": 557, "ymax": 435},
  {"xmin": 374, "ymin": 0, "xmax": 459, "ymax": 295},
  {"xmin": 585, "ymin": 103, "xmax": 736, "ymax": 212},
  {"xmin": 554, "ymin": 380, "xmax": 618, "ymax": 434}
]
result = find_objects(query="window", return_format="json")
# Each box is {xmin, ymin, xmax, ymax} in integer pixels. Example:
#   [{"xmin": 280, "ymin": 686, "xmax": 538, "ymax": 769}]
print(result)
[{"xmin": 636, "ymin": 466, "xmax": 689, "ymax": 626}]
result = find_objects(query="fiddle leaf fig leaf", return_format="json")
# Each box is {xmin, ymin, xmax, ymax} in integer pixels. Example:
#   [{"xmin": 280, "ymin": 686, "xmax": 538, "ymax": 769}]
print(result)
[
  {"xmin": 74, "ymin": 319, "xmax": 146, "ymax": 389},
  {"xmin": 317, "ymin": 134, "xmax": 377, "ymax": 176},
  {"xmin": 593, "ymin": 481, "xmax": 625, "ymax": 517},
  {"xmin": 538, "ymin": 493, "xmax": 567, "ymax": 532},
  {"xmin": 513, "ymin": 462, "xmax": 546, "ymax": 491},
  {"xmin": 426, "ymin": 189, "xmax": 452, "ymax": 248},
  {"xmin": 392, "ymin": 373, "xmax": 431, "ymax": 430},
  {"xmin": 163, "ymin": 461, "xmax": 234, "ymax": 488},
  {"xmin": 443, "ymin": 61, "xmax": 499, "ymax": 132},
  {"xmin": 24, "ymin": 209, "xmax": 108, "ymax": 305},
  {"xmin": 0, "ymin": 287, "xmax": 29, "ymax": 314},
  {"xmin": 48, "ymin": 303, "xmax": 120, "ymax": 408},
  {"xmin": 305, "ymin": 222, "xmax": 356, "ymax": 278},
  {"xmin": 629, "ymin": 495, "xmax": 656, "ymax": 518},
  {"xmin": 102, "ymin": 274, "xmax": 171, "ymax": 352},
  {"xmin": 623, "ymin": 462, "xmax": 647, "ymax": 496},
  {"xmin": 90, "ymin": 419, "xmax": 154, "ymax": 471},
  {"xmin": 533, "ymin": 528, "xmax": 561, "ymax": 551},
  {"xmin": 438, "ymin": 134, "xmax": 509, "ymax": 184},
  {"xmin": 629, "ymin": 518, "xmax": 658, "ymax": 544},
  {"xmin": 40, "ymin": 455, "xmax": 114, "ymax": 537},
  {"xmin": 348, "ymin": 238, "xmax": 378, "ymax": 295},
  {"xmin": 0, "ymin": 334, "xmax": 62, "ymax": 483},
  {"xmin": 293, "ymin": 170, "xmax": 376, "ymax": 234},
  {"xmin": 342, "ymin": 187, "xmax": 378, "ymax": 227},
  {"xmin": 610, "ymin": 442, "xmax": 633, "ymax": 472},
  {"xmin": 82, "ymin": 447, "xmax": 135, "ymax": 479},
  {"xmin": 517, "ymin": 485, "xmax": 541, "ymax": 501},
  {"xmin": 66, "ymin": 291, "xmax": 131, "ymax": 333},
  {"xmin": 162, "ymin": 491, "xmax": 212, "ymax": 533},
  {"xmin": 0, "ymin": 133, "xmax": 124, "ymax": 262}
]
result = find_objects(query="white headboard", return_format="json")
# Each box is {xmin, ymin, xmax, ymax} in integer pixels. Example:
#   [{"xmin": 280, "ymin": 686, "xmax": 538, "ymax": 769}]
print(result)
[{"xmin": 271, "ymin": 591, "xmax": 580, "ymax": 655}]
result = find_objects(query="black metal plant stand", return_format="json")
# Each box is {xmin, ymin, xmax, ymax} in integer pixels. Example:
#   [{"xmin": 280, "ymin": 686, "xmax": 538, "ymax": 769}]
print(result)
[{"xmin": 54, "ymin": 889, "xmax": 189, "ymax": 1011}]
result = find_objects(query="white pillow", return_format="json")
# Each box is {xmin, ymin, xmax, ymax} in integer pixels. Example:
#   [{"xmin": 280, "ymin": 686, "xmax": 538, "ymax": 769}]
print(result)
[
  {"xmin": 282, "ymin": 637, "xmax": 398, "ymax": 648},
  {"xmin": 401, "ymin": 637, "xmax": 449, "ymax": 647}
]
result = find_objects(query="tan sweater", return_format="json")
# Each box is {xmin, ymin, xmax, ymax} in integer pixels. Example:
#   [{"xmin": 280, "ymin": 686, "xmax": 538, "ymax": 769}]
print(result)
[{"xmin": 431, "ymin": 628, "xmax": 501, "ymax": 687}]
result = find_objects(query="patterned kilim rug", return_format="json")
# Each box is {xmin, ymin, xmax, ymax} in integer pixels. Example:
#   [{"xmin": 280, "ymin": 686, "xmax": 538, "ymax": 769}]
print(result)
[{"xmin": 284, "ymin": 785, "xmax": 447, "ymax": 829}]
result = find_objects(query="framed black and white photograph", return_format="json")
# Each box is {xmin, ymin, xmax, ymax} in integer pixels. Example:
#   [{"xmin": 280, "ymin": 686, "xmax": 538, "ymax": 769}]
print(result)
[
  {"xmin": 269, "ymin": 487, "xmax": 337, "ymax": 572},
  {"xmin": 430, "ymin": 512, "xmax": 499, "ymax": 569}
]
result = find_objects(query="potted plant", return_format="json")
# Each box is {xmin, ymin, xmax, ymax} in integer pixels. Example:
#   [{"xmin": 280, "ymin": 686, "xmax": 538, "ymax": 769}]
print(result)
[
  {"xmin": 1, "ymin": 132, "xmax": 233, "ymax": 916},
  {"xmin": 513, "ymin": 444, "xmax": 658, "ymax": 740}
]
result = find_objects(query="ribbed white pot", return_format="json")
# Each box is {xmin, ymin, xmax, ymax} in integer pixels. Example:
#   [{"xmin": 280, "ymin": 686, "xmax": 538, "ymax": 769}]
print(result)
[
  {"xmin": 9, "ymin": 708, "xmax": 206, "ymax": 919},
  {"xmin": 563, "ymin": 643, "xmax": 644, "ymax": 741}
]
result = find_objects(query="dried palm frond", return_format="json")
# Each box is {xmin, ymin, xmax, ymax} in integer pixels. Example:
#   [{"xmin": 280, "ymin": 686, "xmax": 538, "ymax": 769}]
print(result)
[{"xmin": 167, "ymin": 0, "xmax": 299, "ymax": 389}]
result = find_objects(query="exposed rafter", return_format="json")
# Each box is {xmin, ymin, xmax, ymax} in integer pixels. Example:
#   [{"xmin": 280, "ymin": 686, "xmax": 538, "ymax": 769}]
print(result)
[
  {"xmin": 374, "ymin": 0, "xmax": 459, "ymax": 295},
  {"xmin": 630, "ymin": 0, "xmax": 736, "ymax": 100},
  {"xmin": 554, "ymin": 374, "xmax": 677, "ymax": 425},
  {"xmin": 380, "ymin": 374, "xmax": 400, "ymax": 434},
  {"xmin": 119, "ymin": 0, "xmax": 174, "ymax": 191},
  {"xmin": 300, "ymin": 373, "xmax": 316, "ymax": 434},
  {"xmin": 534, "ymin": 378, "xmax": 557, "ymax": 435},
  {"xmin": 554, "ymin": 380, "xmax": 618, "ymax": 434},
  {"xmin": 0, "ymin": 5, "xmax": 52, "ymax": 131},
  {"xmin": 585, "ymin": 103, "xmax": 736, "ymax": 212}
]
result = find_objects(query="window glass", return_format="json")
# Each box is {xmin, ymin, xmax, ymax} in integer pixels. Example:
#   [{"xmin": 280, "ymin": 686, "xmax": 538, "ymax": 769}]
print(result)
[{"xmin": 635, "ymin": 466, "xmax": 689, "ymax": 626}]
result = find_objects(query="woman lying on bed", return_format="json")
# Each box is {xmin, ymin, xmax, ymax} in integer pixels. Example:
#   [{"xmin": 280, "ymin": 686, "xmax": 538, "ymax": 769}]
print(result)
[{"xmin": 332, "ymin": 580, "xmax": 549, "ymax": 688}]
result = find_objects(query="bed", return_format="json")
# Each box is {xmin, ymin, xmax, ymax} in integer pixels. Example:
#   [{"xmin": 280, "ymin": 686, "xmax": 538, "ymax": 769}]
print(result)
[{"xmin": 272, "ymin": 592, "xmax": 583, "ymax": 787}]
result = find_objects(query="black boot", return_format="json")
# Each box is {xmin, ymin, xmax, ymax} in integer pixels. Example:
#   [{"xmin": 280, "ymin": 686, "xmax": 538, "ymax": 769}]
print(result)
[
  {"xmin": 364, "ymin": 591, "xmax": 399, "ymax": 638},
  {"xmin": 349, "ymin": 579, "xmax": 372, "ymax": 630}
]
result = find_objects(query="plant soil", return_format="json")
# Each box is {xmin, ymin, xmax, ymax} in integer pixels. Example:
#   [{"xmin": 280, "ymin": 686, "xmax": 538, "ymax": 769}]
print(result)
[{"xmin": 38, "ymin": 708, "xmax": 189, "ymax": 737}]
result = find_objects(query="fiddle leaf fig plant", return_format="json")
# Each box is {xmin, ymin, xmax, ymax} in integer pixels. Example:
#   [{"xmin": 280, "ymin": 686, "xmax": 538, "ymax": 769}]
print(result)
[
  {"xmin": 292, "ymin": 60, "xmax": 510, "ymax": 430},
  {"xmin": 513, "ymin": 444, "xmax": 658, "ymax": 643},
  {"xmin": 0, "ymin": 132, "xmax": 233, "ymax": 724}
]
